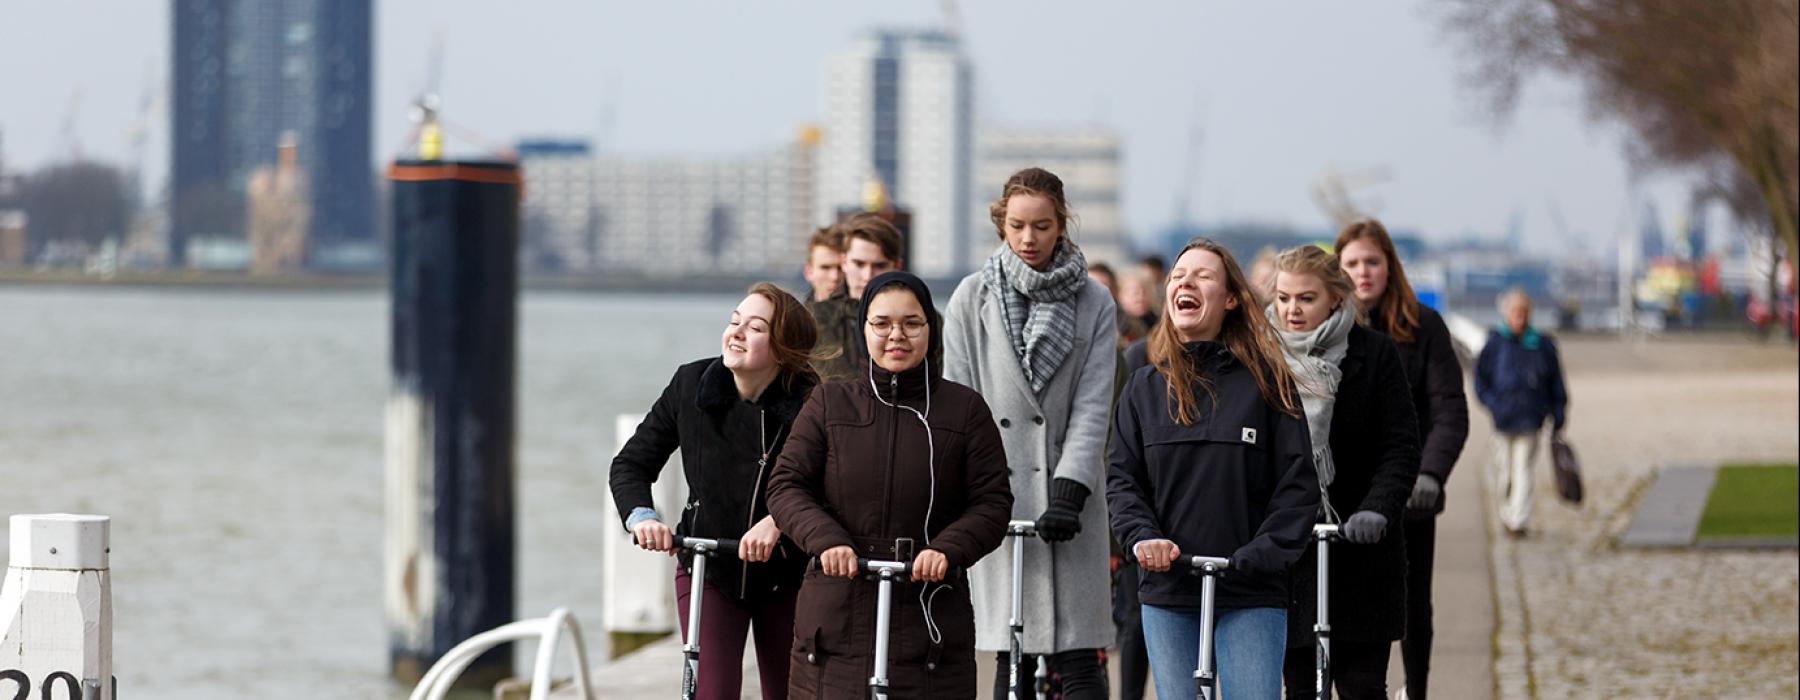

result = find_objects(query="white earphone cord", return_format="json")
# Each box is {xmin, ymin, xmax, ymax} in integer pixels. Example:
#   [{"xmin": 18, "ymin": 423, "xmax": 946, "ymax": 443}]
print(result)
[{"xmin": 866, "ymin": 355, "xmax": 944, "ymax": 645}]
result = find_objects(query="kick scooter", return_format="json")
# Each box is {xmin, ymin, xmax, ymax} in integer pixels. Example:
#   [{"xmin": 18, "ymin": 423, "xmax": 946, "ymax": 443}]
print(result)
[
  {"xmin": 676, "ymin": 536, "xmax": 739, "ymax": 700},
  {"xmin": 1003, "ymin": 519, "xmax": 1051, "ymax": 700},
  {"xmin": 1182, "ymin": 554, "xmax": 1231, "ymax": 700},
  {"xmin": 1311, "ymin": 523, "xmax": 1340, "ymax": 700}
]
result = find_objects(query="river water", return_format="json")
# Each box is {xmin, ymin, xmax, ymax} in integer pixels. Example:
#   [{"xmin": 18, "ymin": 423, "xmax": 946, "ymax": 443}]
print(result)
[{"xmin": 0, "ymin": 285, "xmax": 742, "ymax": 698}]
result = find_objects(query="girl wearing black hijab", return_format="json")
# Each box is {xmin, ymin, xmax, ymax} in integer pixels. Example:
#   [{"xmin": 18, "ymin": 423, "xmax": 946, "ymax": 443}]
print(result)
[{"xmin": 767, "ymin": 271, "xmax": 1014, "ymax": 699}]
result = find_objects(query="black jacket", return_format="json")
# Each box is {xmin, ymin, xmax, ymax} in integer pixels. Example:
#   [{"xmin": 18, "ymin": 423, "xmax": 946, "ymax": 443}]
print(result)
[
  {"xmin": 1107, "ymin": 341, "xmax": 1319, "ymax": 610},
  {"xmin": 1286, "ymin": 325, "xmax": 1422, "ymax": 645},
  {"xmin": 1373, "ymin": 305, "xmax": 1470, "ymax": 517},
  {"xmin": 608, "ymin": 358, "xmax": 815, "ymax": 602}
]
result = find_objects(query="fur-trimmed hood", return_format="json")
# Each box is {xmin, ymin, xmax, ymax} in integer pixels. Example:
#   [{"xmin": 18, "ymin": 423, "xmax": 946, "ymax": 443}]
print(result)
[{"xmin": 695, "ymin": 357, "xmax": 815, "ymax": 425}]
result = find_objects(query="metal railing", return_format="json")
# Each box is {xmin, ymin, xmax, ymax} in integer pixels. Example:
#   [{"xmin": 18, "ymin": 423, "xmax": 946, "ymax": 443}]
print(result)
[{"xmin": 409, "ymin": 606, "xmax": 595, "ymax": 700}]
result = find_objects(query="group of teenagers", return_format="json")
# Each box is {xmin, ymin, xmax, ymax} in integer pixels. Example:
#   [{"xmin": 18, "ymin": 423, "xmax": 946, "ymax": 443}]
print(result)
[{"xmin": 610, "ymin": 167, "xmax": 1473, "ymax": 699}]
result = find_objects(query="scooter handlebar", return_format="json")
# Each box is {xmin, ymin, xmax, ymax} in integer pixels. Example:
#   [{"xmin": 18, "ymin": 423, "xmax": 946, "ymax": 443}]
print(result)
[
  {"xmin": 802, "ymin": 556, "xmax": 966, "ymax": 578},
  {"xmin": 1006, "ymin": 519, "xmax": 1038, "ymax": 536},
  {"xmin": 1183, "ymin": 555, "xmax": 1231, "ymax": 571},
  {"xmin": 677, "ymin": 536, "xmax": 741, "ymax": 557},
  {"xmin": 859, "ymin": 558, "xmax": 913, "ymax": 575},
  {"xmin": 1313, "ymin": 523, "xmax": 1340, "ymax": 539}
]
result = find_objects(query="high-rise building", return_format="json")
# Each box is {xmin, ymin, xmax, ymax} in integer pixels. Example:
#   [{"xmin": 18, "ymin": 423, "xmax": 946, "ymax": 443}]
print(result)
[
  {"xmin": 516, "ymin": 139, "xmax": 596, "ymax": 272},
  {"xmin": 976, "ymin": 126, "xmax": 1130, "ymax": 268},
  {"xmin": 818, "ymin": 30, "xmax": 974, "ymax": 280},
  {"xmin": 592, "ymin": 136, "xmax": 815, "ymax": 278},
  {"xmin": 170, "ymin": 0, "xmax": 372, "ymax": 268}
]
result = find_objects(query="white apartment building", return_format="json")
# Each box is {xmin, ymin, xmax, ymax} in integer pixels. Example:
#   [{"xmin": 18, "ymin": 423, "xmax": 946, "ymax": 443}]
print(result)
[
  {"xmin": 517, "ymin": 140, "xmax": 596, "ymax": 272},
  {"xmin": 819, "ymin": 30, "xmax": 974, "ymax": 279},
  {"xmin": 592, "ymin": 137, "xmax": 815, "ymax": 278}
]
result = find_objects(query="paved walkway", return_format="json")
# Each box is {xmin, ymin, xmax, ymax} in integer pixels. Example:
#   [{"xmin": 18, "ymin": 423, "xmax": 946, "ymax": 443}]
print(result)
[
  {"xmin": 1485, "ymin": 334, "xmax": 1798, "ymax": 698},
  {"xmin": 1382, "ymin": 421, "xmax": 1494, "ymax": 699}
]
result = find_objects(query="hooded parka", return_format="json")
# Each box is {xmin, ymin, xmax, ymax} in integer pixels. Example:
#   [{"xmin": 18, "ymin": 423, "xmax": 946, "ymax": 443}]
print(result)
[
  {"xmin": 766, "ymin": 272, "xmax": 1014, "ymax": 699},
  {"xmin": 942, "ymin": 272, "xmax": 1118, "ymax": 654}
]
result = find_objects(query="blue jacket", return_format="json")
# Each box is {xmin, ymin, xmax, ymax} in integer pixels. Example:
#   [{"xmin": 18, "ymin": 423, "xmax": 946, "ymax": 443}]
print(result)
[{"xmin": 1474, "ymin": 326, "xmax": 1567, "ymax": 434}]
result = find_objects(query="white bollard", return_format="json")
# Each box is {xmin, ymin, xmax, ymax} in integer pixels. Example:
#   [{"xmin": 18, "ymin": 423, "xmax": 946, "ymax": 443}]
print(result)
[
  {"xmin": 601, "ymin": 414, "xmax": 688, "ymax": 639},
  {"xmin": 1, "ymin": 514, "xmax": 114, "ymax": 699}
]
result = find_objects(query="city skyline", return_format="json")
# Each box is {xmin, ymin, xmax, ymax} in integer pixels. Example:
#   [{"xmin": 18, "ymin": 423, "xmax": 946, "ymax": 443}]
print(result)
[{"xmin": 2, "ymin": 1, "xmax": 1712, "ymax": 257}]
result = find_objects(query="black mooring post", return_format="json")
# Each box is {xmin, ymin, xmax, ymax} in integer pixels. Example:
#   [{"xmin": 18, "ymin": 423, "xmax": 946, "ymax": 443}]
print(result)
[{"xmin": 385, "ymin": 159, "xmax": 520, "ymax": 689}]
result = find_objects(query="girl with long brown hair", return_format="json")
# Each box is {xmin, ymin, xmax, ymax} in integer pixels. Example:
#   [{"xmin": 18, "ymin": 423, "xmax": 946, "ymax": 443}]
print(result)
[
  {"xmin": 609, "ymin": 282, "xmax": 821, "ymax": 700},
  {"xmin": 1335, "ymin": 219, "xmax": 1469, "ymax": 700},
  {"xmin": 1106, "ymin": 237, "xmax": 1320, "ymax": 699}
]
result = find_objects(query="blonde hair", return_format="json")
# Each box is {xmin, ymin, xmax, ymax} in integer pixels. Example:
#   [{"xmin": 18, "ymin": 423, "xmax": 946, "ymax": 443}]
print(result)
[{"xmin": 1273, "ymin": 245, "xmax": 1361, "ymax": 321}]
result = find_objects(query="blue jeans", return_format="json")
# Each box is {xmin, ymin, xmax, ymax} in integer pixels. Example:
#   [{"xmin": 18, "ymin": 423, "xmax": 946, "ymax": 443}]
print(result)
[{"xmin": 1142, "ymin": 604, "xmax": 1286, "ymax": 699}]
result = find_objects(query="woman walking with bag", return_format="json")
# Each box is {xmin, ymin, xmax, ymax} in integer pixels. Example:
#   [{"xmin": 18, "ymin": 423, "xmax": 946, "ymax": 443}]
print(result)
[
  {"xmin": 767, "ymin": 271, "xmax": 1014, "ymax": 699},
  {"xmin": 1264, "ymin": 246, "xmax": 1420, "ymax": 699},
  {"xmin": 943, "ymin": 167, "xmax": 1118, "ymax": 699},
  {"xmin": 608, "ymin": 283, "xmax": 821, "ymax": 700},
  {"xmin": 1107, "ymin": 238, "xmax": 1320, "ymax": 699},
  {"xmin": 1336, "ymin": 218, "xmax": 1469, "ymax": 699}
]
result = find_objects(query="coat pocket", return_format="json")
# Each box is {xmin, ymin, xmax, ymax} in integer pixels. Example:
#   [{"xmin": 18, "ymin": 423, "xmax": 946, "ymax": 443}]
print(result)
[
  {"xmin": 1143, "ymin": 421, "xmax": 1268, "ymax": 450},
  {"xmin": 1142, "ymin": 421, "xmax": 1275, "ymax": 499},
  {"xmin": 793, "ymin": 570, "xmax": 856, "ymax": 656}
]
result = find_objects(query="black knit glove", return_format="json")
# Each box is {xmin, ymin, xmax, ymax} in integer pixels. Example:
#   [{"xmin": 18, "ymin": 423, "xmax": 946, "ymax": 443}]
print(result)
[{"xmin": 1035, "ymin": 479, "xmax": 1090, "ymax": 543}]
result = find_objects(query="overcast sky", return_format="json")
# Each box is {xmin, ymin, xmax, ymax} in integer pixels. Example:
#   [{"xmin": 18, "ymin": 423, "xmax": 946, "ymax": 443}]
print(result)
[{"xmin": 1, "ymin": 1, "xmax": 1698, "ymax": 255}]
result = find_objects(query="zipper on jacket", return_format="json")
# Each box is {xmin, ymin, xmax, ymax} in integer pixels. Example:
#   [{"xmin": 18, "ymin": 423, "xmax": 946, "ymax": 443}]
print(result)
[
  {"xmin": 878, "ymin": 378, "xmax": 899, "ymax": 548},
  {"xmin": 742, "ymin": 408, "xmax": 771, "ymax": 599}
]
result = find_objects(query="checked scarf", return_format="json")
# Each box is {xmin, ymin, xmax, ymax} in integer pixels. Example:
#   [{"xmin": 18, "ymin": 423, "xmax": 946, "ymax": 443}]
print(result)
[{"xmin": 981, "ymin": 241, "xmax": 1089, "ymax": 394}]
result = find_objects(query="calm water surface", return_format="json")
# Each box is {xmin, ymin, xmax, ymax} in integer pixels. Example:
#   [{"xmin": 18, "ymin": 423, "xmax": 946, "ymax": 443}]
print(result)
[{"xmin": 0, "ymin": 285, "xmax": 742, "ymax": 698}]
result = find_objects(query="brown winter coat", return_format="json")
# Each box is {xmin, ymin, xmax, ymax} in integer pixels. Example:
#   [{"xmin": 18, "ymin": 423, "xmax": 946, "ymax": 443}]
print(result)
[{"xmin": 765, "ymin": 363, "xmax": 1013, "ymax": 699}]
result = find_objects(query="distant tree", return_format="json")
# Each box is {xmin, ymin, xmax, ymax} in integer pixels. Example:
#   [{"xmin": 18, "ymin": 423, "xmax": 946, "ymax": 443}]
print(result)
[
  {"xmin": 1436, "ymin": 0, "xmax": 1799, "ymax": 263},
  {"xmin": 19, "ymin": 160, "xmax": 134, "ymax": 258}
]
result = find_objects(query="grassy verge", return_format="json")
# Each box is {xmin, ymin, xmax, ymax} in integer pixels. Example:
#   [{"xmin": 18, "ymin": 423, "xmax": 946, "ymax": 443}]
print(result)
[{"xmin": 1696, "ymin": 463, "xmax": 1799, "ymax": 540}]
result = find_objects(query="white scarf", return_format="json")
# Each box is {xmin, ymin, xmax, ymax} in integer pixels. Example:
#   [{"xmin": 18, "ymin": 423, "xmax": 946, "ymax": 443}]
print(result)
[{"xmin": 1268, "ymin": 304, "xmax": 1355, "ymax": 520}]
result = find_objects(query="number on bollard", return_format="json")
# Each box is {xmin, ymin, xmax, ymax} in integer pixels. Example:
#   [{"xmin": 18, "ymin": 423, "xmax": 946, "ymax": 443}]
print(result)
[
  {"xmin": 0, "ymin": 670, "xmax": 103, "ymax": 700},
  {"xmin": 42, "ymin": 672, "xmax": 81, "ymax": 700},
  {"xmin": 2, "ymin": 670, "xmax": 26, "ymax": 700}
]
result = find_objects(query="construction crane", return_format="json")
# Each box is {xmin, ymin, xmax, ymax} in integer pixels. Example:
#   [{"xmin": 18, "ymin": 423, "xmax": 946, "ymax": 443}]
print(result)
[
  {"xmin": 124, "ymin": 65, "xmax": 166, "ymax": 202},
  {"xmin": 1170, "ymin": 97, "xmax": 1207, "ymax": 228},
  {"xmin": 58, "ymin": 87, "xmax": 83, "ymax": 161},
  {"xmin": 1310, "ymin": 164, "xmax": 1392, "ymax": 228}
]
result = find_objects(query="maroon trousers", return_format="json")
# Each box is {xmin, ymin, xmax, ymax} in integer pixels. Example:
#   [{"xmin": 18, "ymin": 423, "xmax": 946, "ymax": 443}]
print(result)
[{"xmin": 674, "ymin": 565, "xmax": 798, "ymax": 700}]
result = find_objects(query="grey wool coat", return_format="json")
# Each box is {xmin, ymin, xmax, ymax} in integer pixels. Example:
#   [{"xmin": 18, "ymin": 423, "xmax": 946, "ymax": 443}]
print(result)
[{"xmin": 943, "ymin": 272, "xmax": 1119, "ymax": 654}]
